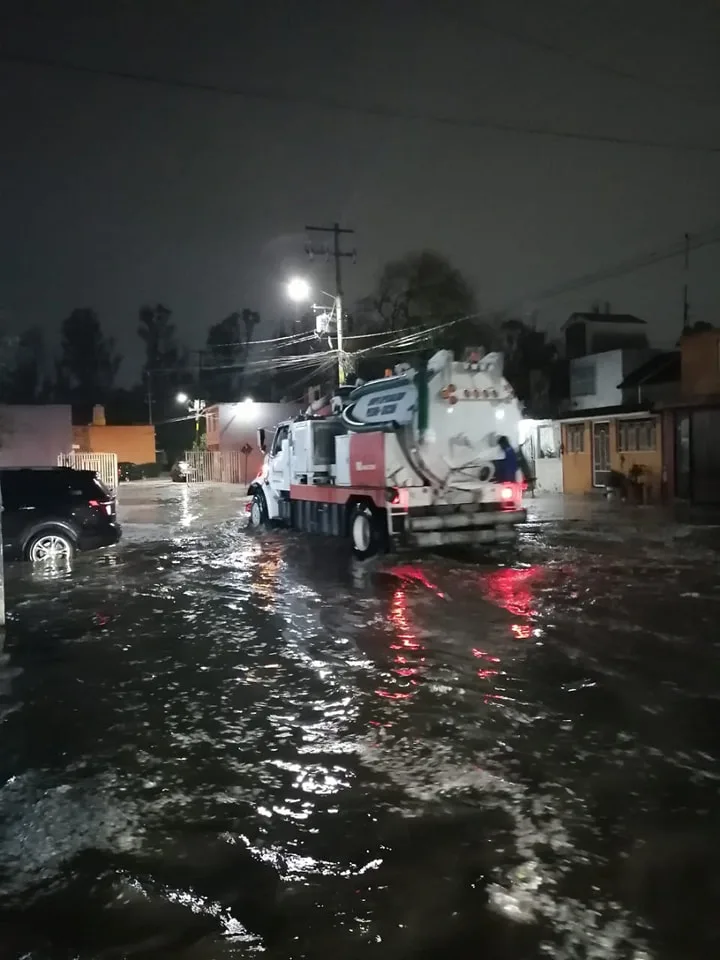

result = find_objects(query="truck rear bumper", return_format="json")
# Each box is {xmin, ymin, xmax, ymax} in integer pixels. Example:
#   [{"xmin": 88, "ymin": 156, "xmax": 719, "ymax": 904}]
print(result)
[{"xmin": 403, "ymin": 508, "xmax": 526, "ymax": 547}]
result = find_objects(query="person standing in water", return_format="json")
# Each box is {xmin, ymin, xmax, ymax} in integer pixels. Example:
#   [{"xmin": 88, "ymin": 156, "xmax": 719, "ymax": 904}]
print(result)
[{"xmin": 495, "ymin": 435, "xmax": 520, "ymax": 482}]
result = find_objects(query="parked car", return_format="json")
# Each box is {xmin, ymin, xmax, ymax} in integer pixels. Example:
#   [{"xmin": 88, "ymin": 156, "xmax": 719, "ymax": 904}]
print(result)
[
  {"xmin": 118, "ymin": 461, "xmax": 133, "ymax": 483},
  {"xmin": 170, "ymin": 460, "xmax": 195, "ymax": 482},
  {"xmin": 0, "ymin": 467, "xmax": 121, "ymax": 563}
]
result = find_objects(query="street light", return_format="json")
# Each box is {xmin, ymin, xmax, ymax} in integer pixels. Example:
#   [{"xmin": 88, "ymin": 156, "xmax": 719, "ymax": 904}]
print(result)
[
  {"xmin": 177, "ymin": 393, "xmax": 206, "ymax": 433},
  {"xmin": 287, "ymin": 276, "xmax": 311, "ymax": 302},
  {"xmin": 284, "ymin": 277, "xmax": 346, "ymax": 386}
]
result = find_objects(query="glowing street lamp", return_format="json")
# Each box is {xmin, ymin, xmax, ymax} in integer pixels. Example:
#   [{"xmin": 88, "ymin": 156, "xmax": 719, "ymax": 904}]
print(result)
[
  {"xmin": 177, "ymin": 393, "xmax": 206, "ymax": 433},
  {"xmin": 286, "ymin": 276, "xmax": 311, "ymax": 302}
]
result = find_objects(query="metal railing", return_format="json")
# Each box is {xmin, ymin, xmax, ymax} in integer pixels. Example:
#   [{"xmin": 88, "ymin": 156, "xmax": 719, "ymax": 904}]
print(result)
[
  {"xmin": 183, "ymin": 449, "xmax": 257, "ymax": 485},
  {"xmin": 58, "ymin": 451, "xmax": 119, "ymax": 495}
]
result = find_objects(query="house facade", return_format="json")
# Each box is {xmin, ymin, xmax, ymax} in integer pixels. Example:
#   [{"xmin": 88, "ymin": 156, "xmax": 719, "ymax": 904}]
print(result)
[
  {"xmin": 563, "ymin": 310, "xmax": 649, "ymax": 360},
  {"xmin": 558, "ymin": 349, "xmax": 666, "ymax": 498},
  {"xmin": 0, "ymin": 404, "xmax": 73, "ymax": 467},
  {"xmin": 659, "ymin": 328, "xmax": 720, "ymax": 505},
  {"xmin": 204, "ymin": 400, "xmax": 301, "ymax": 482},
  {"xmin": 72, "ymin": 405, "xmax": 156, "ymax": 465}
]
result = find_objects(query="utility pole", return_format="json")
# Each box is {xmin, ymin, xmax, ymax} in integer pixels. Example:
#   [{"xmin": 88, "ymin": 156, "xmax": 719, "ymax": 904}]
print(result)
[
  {"xmin": 304, "ymin": 222, "xmax": 356, "ymax": 385},
  {"xmin": 682, "ymin": 232, "xmax": 690, "ymax": 332}
]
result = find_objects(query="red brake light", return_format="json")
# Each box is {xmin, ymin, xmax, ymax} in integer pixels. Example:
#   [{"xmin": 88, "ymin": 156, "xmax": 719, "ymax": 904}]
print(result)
[
  {"xmin": 88, "ymin": 499, "xmax": 100, "ymax": 508},
  {"xmin": 500, "ymin": 485, "xmax": 514, "ymax": 501}
]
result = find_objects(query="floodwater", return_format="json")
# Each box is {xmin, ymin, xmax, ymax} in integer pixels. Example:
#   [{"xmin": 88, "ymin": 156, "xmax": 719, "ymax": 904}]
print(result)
[{"xmin": 2, "ymin": 482, "xmax": 720, "ymax": 959}]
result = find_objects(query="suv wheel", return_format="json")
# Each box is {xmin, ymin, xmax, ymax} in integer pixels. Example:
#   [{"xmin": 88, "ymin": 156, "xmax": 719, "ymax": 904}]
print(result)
[{"xmin": 27, "ymin": 531, "xmax": 75, "ymax": 563}]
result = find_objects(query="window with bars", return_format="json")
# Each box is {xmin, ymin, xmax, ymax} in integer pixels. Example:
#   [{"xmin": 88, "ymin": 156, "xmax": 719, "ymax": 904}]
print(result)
[
  {"xmin": 565, "ymin": 423, "xmax": 585, "ymax": 453},
  {"xmin": 616, "ymin": 418, "xmax": 656, "ymax": 452}
]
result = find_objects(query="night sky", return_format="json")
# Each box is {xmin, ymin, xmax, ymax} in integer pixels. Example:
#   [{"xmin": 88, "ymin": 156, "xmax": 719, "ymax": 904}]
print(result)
[{"xmin": 2, "ymin": 0, "xmax": 720, "ymax": 382}]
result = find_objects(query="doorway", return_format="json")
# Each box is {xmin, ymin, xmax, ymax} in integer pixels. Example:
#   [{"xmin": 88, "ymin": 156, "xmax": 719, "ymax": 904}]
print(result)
[{"xmin": 592, "ymin": 421, "xmax": 610, "ymax": 487}]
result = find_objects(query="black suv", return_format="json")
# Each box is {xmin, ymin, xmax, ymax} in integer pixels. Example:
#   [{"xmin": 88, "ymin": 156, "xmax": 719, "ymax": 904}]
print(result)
[{"xmin": 0, "ymin": 468, "xmax": 121, "ymax": 562}]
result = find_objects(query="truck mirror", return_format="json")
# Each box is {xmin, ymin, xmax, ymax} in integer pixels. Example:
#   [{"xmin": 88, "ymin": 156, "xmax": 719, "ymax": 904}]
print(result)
[{"xmin": 257, "ymin": 428, "xmax": 266, "ymax": 453}]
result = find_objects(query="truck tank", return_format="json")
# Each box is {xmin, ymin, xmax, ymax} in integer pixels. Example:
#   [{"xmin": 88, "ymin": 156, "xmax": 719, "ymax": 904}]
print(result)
[{"xmin": 341, "ymin": 350, "xmax": 522, "ymax": 490}]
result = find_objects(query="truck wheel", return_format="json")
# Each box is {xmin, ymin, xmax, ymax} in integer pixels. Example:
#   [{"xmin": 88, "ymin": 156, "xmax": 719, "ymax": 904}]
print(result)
[
  {"xmin": 350, "ymin": 504, "xmax": 381, "ymax": 559},
  {"xmin": 249, "ymin": 492, "xmax": 268, "ymax": 527}
]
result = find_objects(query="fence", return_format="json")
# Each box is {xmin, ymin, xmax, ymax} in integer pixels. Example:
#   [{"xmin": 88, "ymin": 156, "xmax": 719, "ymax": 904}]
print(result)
[
  {"xmin": 58, "ymin": 451, "xmax": 119, "ymax": 494},
  {"xmin": 183, "ymin": 448, "xmax": 257, "ymax": 485}
]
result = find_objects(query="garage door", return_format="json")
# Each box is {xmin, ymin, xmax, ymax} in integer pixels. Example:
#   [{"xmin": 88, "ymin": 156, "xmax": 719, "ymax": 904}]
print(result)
[{"xmin": 691, "ymin": 408, "xmax": 720, "ymax": 504}]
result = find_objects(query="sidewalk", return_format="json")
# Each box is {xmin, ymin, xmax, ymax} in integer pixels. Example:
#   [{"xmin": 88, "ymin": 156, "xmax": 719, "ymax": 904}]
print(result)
[{"xmin": 523, "ymin": 492, "xmax": 720, "ymax": 528}]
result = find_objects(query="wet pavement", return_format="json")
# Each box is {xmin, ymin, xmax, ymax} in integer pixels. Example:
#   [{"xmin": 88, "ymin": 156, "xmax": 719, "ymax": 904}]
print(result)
[{"xmin": 2, "ymin": 481, "xmax": 720, "ymax": 959}]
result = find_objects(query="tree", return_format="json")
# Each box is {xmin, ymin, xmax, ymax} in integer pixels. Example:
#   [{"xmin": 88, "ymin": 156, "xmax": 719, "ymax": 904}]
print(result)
[
  {"xmin": 0, "ymin": 327, "xmax": 46, "ymax": 403},
  {"xmin": 354, "ymin": 250, "xmax": 496, "ymax": 377},
  {"xmin": 499, "ymin": 318, "xmax": 560, "ymax": 416},
  {"xmin": 56, "ymin": 309, "xmax": 120, "ymax": 407},
  {"xmin": 138, "ymin": 303, "xmax": 178, "ymax": 372},
  {"xmin": 201, "ymin": 309, "xmax": 261, "ymax": 402},
  {"xmin": 138, "ymin": 304, "xmax": 188, "ymax": 419},
  {"xmin": 201, "ymin": 312, "xmax": 245, "ymax": 402},
  {"xmin": 358, "ymin": 250, "xmax": 477, "ymax": 334}
]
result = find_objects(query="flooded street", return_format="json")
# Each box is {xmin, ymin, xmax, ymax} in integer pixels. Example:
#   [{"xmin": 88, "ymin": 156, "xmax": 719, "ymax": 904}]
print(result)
[{"xmin": 2, "ymin": 481, "xmax": 720, "ymax": 959}]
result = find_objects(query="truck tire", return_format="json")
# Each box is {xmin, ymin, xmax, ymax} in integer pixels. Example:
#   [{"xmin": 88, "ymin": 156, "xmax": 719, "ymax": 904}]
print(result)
[
  {"xmin": 350, "ymin": 503, "xmax": 382, "ymax": 560},
  {"xmin": 249, "ymin": 491, "xmax": 268, "ymax": 527}
]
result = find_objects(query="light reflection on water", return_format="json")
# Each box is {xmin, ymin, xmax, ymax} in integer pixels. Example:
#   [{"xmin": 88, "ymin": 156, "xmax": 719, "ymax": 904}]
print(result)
[{"xmin": 1, "ymin": 513, "xmax": 719, "ymax": 958}]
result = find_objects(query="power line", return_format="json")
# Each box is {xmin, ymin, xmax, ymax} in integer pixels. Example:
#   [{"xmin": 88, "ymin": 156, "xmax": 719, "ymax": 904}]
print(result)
[
  {"xmin": 2, "ymin": 50, "xmax": 720, "ymax": 154},
  {"xmin": 152, "ymin": 223, "xmax": 720, "ymax": 381},
  {"xmin": 473, "ymin": 15, "xmax": 720, "ymax": 110}
]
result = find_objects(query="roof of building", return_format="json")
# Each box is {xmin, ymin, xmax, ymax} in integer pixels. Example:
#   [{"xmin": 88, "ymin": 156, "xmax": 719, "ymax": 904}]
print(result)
[
  {"xmin": 617, "ymin": 351, "xmax": 680, "ymax": 390},
  {"xmin": 558, "ymin": 403, "xmax": 654, "ymax": 422},
  {"xmin": 564, "ymin": 312, "xmax": 647, "ymax": 328}
]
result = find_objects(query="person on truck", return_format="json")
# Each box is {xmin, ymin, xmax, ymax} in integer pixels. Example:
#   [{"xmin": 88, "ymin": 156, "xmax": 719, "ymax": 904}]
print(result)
[{"xmin": 494, "ymin": 435, "xmax": 520, "ymax": 483}]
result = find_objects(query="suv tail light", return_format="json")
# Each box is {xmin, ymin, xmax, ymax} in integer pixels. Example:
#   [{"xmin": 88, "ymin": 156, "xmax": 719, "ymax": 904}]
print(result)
[{"xmin": 89, "ymin": 498, "xmax": 114, "ymax": 516}]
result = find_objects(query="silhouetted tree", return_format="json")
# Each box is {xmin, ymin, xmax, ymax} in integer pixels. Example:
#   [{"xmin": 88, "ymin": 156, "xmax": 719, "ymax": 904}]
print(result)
[
  {"xmin": 0, "ymin": 327, "xmax": 47, "ymax": 403},
  {"xmin": 353, "ymin": 250, "xmax": 496, "ymax": 377},
  {"xmin": 137, "ymin": 303, "xmax": 189, "ymax": 419},
  {"xmin": 242, "ymin": 308, "xmax": 260, "ymax": 345},
  {"xmin": 56, "ymin": 308, "xmax": 120, "ymax": 406},
  {"xmin": 200, "ymin": 309, "xmax": 260, "ymax": 402}
]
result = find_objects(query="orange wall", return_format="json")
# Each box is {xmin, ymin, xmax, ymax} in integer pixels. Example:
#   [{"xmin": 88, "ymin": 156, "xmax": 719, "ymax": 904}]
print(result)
[
  {"xmin": 561, "ymin": 418, "xmax": 663, "ymax": 499},
  {"xmin": 680, "ymin": 329, "xmax": 720, "ymax": 396},
  {"xmin": 73, "ymin": 425, "xmax": 156, "ymax": 464}
]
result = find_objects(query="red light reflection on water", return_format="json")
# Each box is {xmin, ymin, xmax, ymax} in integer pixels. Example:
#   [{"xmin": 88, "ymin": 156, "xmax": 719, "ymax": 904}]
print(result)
[
  {"xmin": 481, "ymin": 567, "xmax": 539, "ymax": 617},
  {"xmin": 388, "ymin": 564, "xmax": 446, "ymax": 600},
  {"xmin": 374, "ymin": 585, "xmax": 425, "ymax": 702}
]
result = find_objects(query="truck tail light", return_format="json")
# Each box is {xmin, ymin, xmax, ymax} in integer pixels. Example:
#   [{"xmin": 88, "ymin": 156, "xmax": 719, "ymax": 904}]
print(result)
[{"xmin": 500, "ymin": 485, "xmax": 514, "ymax": 502}]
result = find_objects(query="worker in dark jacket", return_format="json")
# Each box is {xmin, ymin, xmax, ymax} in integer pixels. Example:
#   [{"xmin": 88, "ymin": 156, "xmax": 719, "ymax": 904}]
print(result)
[{"xmin": 494, "ymin": 435, "xmax": 520, "ymax": 482}]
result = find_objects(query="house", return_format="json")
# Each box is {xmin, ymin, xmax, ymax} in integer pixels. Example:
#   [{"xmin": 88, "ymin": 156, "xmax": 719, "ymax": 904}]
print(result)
[
  {"xmin": 658, "ymin": 327, "xmax": 720, "ymax": 504},
  {"xmin": 563, "ymin": 308, "xmax": 649, "ymax": 360},
  {"xmin": 204, "ymin": 399, "xmax": 301, "ymax": 483},
  {"xmin": 558, "ymin": 348, "xmax": 668, "ymax": 498},
  {"xmin": 0, "ymin": 404, "xmax": 73, "ymax": 467},
  {"xmin": 72, "ymin": 405, "xmax": 156, "ymax": 465},
  {"xmin": 566, "ymin": 347, "xmax": 663, "ymax": 412}
]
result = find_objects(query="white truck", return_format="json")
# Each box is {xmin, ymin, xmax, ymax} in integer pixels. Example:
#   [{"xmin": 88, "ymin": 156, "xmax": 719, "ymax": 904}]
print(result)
[{"xmin": 247, "ymin": 349, "xmax": 527, "ymax": 557}]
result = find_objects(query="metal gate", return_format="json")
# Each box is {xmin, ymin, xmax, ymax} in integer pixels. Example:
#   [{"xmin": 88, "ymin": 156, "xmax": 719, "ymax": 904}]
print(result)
[
  {"xmin": 183, "ymin": 449, "xmax": 257, "ymax": 484},
  {"xmin": 58, "ymin": 452, "xmax": 119, "ymax": 494},
  {"xmin": 592, "ymin": 421, "xmax": 611, "ymax": 487}
]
